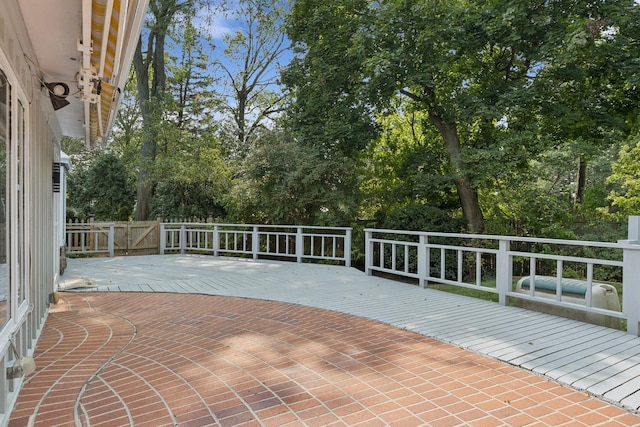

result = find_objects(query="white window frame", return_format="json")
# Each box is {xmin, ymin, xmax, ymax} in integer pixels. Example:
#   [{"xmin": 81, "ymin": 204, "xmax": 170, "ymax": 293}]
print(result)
[{"xmin": 0, "ymin": 48, "xmax": 31, "ymax": 346}]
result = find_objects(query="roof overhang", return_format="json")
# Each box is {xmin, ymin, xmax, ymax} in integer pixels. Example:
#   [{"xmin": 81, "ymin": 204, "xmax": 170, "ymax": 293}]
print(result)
[{"xmin": 18, "ymin": 0, "xmax": 149, "ymax": 147}]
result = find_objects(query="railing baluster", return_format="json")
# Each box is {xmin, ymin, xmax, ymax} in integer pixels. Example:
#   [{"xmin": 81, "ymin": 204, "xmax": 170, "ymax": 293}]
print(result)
[
  {"xmin": 391, "ymin": 244, "xmax": 396, "ymax": 271},
  {"xmin": 476, "ymin": 252, "xmax": 481, "ymax": 286},
  {"xmin": 418, "ymin": 235, "xmax": 426, "ymax": 288},
  {"xmin": 585, "ymin": 263, "xmax": 593, "ymax": 308},
  {"xmin": 252, "ymin": 227, "xmax": 259, "ymax": 260},
  {"xmin": 404, "ymin": 245, "xmax": 409, "ymax": 273},
  {"xmin": 296, "ymin": 228, "xmax": 303, "ymax": 263},
  {"xmin": 556, "ymin": 260, "xmax": 563, "ymax": 302},
  {"xmin": 529, "ymin": 257, "xmax": 536, "ymax": 296}
]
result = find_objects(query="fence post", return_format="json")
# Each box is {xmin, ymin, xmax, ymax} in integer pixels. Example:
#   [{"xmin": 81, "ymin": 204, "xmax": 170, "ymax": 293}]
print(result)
[
  {"xmin": 213, "ymin": 225, "xmax": 219, "ymax": 257},
  {"xmin": 418, "ymin": 234, "xmax": 426, "ymax": 288},
  {"xmin": 365, "ymin": 230, "xmax": 373, "ymax": 276},
  {"xmin": 620, "ymin": 216, "xmax": 640, "ymax": 336},
  {"xmin": 156, "ymin": 216, "xmax": 162, "ymax": 254},
  {"xmin": 180, "ymin": 224, "xmax": 186, "ymax": 255},
  {"xmin": 108, "ymin": 224, "xmax": 115, "ymax": 257},
  {"xmin": 496, "ymin": 239, "xmax": 511, "ymax": 306},
  {"xmin": 252, "ymin": 226, "xmax": 259, "ymax": 260},
  {"xmin": 88, "ymin": 216, "xmax": 94, "ymax": 251},
  {"xmin": 344, "ymin": 228, "xmax": 352, "ymax": 268},
  {"xmin": 296, "ymin": 227, "xmax": 303, "ymax": 263},
  {"xmin": 159, "ymin": 223, "xmax": 166, "ymax": 255}
]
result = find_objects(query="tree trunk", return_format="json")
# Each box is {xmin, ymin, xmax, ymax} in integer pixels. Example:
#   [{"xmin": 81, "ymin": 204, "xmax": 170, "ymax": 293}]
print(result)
[
  {"xmin": 131, "ymin": 0, "xmax": 189, "ymax": 220},
  {"xmin": 133, "ymin": 37, "xmax": 156, "ymax": 220},
  {"xmin": 574, "ymin": 157, "xmax": 587, "ymax": 207},
  {"xmin": 429, "ymin": 113, "xmax": 485, "ymax": 233}
]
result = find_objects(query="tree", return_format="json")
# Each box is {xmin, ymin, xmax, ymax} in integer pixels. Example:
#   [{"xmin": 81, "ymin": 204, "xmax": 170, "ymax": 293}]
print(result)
[
  {"xmin": 132, "ymin": 0, "xmax": 196, "ymax": 220},
  {"xmin": 359, "ymin": 97, "xmax": 458, "ymax": 224},
  {"xmin": 109, "ymin": 72, "xmax": 142, "ymax": 179},
  {"xmin": 228, "ymin": 128, "xmax": 359, "ymax": 225},
  {"xmin": 165, "ymin": 18, "xmax": 218, "ymax": 135},
  {"xmin": 607, "ymin": 137, "xmax": 640, "ymax": 217},
  {"xmin": 532, "ymin": 3, "xmax": 639, "ymax": 209},
  {"xmin": 66, "ymin": 150, "xmax": 135, "ymax": 221},
  {"xmin": 214, "ymin": 0, "xmax": 290, "ymax": 159},
  {"xmin": 283, "ymin": 0, "xmax": 378, "ymax": 158},
  {"xmin": 151, "ymin": 140, "xmax": 232, "ymax": 219},
  {"xmin": 285, "ymin": 0, "xmax": 639, "ymax": 233}
]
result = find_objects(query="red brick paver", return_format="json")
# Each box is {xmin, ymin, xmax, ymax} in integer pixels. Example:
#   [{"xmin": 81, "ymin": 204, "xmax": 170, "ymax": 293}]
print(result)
[{"xmin": 9, "ymin": 293, "xmax": 640, "ymax": 426}]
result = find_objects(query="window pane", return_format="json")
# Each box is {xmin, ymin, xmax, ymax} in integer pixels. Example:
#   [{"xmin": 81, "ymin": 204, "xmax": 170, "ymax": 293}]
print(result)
[
  {"xmin": 17, "ymin": 100, "xmax": 24, "ymax": 304},
  {"xmin": 0, "ymin": 69, "xmax": 9, "ymax": 327}
]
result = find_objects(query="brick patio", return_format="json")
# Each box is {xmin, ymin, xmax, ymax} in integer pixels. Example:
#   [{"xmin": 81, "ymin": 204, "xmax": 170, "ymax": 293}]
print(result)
[{"xmin": 9, "ymin": 291, "xmax": 640, "ymax": 426}]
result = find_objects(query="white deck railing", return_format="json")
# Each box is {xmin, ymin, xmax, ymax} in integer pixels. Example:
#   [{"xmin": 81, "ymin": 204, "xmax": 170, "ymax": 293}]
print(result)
[
  {"xmin": 365, "ymin": 216, "xmax": 640, "ymax": 336},
  {"xmin": 66, "ymin": 222, "xmax": 115, "ymax": 257},
  {"xmin": 65, "ymin": 218, "xmax": 640, "ymax": 335},
  {"xmin": 159, "ymin": 223, "xmax": 352, "ymax": 267}
]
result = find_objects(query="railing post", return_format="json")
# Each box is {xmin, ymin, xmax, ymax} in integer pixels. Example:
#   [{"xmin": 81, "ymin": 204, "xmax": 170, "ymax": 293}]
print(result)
[
  {"xmin": 496, "ymin": 239, "xmax": 511, "ymax": 306},
  {"xmin": 213, "ymin": 225, "xmax": 219, "ymax": 257},
  {"xmin": 252, "ymin": 226, "xmax": 259, "ymax": 260},
  {"xmin": 344, "ymin": 228, "xmax": 352, "ymax": 268},
  {"xmin": 620, "ymin": 216, "xmax": 640, "ymax": 336},
  {"xmin": 159, "ymin": 223, "xmax": 166, "ymax": 255},
  {"xmin": 88, "ymin": 216, "xmax": 94, "ymax": 251},
  {"xmin": 365, "ymin": 230, "xmax": 373, "ymax": 276},
  {"xmin": 180, "ymin": 224, "xmax": 186, "ymax": 255},
  {"xmin": 296, "ymin": 227, "xmax": 303, "ymax": 263},
  {"xmin": 418, "ymin": 234, "xmax": 426, "ymax": 288},
  {"xmin": 108, "ymin": 224, "xmax": 115, "ymax": 257}
]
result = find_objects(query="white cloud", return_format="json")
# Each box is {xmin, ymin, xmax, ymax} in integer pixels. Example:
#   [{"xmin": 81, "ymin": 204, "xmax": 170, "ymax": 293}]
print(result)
[{"xmin": 193, "ymin": 8, "xmax": 241, "ymax": 40}]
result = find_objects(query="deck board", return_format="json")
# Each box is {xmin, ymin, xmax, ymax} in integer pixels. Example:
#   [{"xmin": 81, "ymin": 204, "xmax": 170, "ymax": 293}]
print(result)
[
  {"xmin": 537, "ymin": 333, "xmax": 638, "ymax": 377},
  {"xmin": 59, "ymin": 254, "xmax": 640, "ymax": 412}
]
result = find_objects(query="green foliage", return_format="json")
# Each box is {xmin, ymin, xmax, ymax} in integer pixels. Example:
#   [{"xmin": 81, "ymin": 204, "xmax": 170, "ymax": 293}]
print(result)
[
  {"xmin": 286, "ymin": 0, "xmax": 640, "ymax": 235},
  {"xmin": 283, "ymin": 0, "xmax": 379, "ymax": 157},
  {"xmin": 165, "ymin": 18, "xmax": 219, "ymax": 135},
  {"xmin": 151, "ymin": 135, "xmax": 232, "ymax": 220},
  {"xmin": 64, "ymin": 0, "xmax": 640, "ymax": 247},
  {"xmin": 213, "ymin": 0, "xmax": 290, "ymax": 160},
  {"xmin": 607, "ymin": 137, "xmax": 640, "ymax": 216},
  {"xmin": 359, "ymin": 100, "xmax": 458, "ymax": 221},
  {"xmin": 228, "ymin": 129, "xmax": 359, "ymax": 226},
  {"xmin": 67, "ymin": 151, "xmax": 135, "ymax": 221},
  {"xmin": 382, "ymin": 204, "xmax": 466, "ymax": 234}
]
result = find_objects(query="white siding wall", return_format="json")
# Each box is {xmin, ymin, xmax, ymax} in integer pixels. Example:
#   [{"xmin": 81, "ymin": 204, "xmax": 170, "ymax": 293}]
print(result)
[{"xmin": 0, "ymin": 2, "xmax": 61, "ymax": 424}]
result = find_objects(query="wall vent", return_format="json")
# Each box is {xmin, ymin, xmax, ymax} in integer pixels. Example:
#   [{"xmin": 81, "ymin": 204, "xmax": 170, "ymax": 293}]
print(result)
[{"xmin": 52, "ymin": 162, "xmax": 61, "ymax": 193}]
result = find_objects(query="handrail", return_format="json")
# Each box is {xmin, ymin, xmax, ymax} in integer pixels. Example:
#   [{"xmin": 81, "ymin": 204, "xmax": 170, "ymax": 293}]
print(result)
[
  {"xmin": 65, "ymin": 219, "xmax": 640, "ymax": 335},
  {"xmin": 159, "ymin": 223, "xmax": 351, "ymax": 267},
  {"xmin": 364, "ymin": 225, "xmax": 640, "ymax": 335}
]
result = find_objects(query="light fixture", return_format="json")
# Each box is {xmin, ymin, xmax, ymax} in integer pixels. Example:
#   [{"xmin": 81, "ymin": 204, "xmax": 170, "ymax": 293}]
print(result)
[{"xmin": 45, "ymin": 82, "xmax": 70, "ymax": 111}]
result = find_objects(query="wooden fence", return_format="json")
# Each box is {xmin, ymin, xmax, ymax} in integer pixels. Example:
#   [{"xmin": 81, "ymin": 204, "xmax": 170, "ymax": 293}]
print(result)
[{"xmin": 66, "ymin": 219, "xmax": 162, "ymax": 256}]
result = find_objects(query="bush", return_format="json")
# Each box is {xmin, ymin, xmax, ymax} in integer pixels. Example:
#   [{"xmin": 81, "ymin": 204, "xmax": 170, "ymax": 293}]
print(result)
[{"xmin": 381, "ymin": 204, "xmax": 466, "ymax": 233}]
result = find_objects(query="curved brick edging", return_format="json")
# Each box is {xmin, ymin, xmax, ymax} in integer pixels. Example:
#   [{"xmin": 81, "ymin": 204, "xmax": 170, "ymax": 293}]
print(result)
[
  {"xmin": 10, "ymin": 293, "xmax": 640, "ymax": 426},
  {"xmin": 9, "ymin": 296, "xmax": 135, "ymax": 426}
]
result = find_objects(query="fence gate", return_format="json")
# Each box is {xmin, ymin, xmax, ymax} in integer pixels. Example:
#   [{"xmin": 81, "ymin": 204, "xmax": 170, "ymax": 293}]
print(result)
[
  {"xmin": 113, "ymin": 221, "xmax": 160, "ymax": 255},
  {"xmin": 67, "ymin": 220, "xmax": 161, "ymax": 256}
]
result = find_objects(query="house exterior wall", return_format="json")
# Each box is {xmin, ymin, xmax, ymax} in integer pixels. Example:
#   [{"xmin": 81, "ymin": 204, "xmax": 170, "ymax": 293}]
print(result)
[{"xmin": 0, "ymin": 2, "xmax": 61, "ymax": 424}]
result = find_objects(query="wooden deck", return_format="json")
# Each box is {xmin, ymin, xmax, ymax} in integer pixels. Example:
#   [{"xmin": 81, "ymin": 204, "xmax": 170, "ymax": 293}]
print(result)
[{"xmin": 60, "ymin": 254, "xmax": 640, "ymax": 413}]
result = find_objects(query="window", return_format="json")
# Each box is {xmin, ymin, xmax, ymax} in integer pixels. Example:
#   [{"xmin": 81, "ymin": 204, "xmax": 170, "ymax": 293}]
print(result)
[
  {"xmin": 0, "ymin": 65, "xmax": 28, "ymax": 330},
  {"xmin": 17, "ymin": 100, "xmax": 24, "ymax": 306},
  {"xmin": 0, "ymin": 69, "xmax": 9, "ymax": 328}
]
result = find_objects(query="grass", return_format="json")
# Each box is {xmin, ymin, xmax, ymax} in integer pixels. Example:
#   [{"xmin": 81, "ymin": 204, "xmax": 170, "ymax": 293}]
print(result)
[
  {"xmin": 426, "ymin": 276, "xmax": 626, "ymax": 331},
  {"xmin": 427, "ymin": 281, "xmax": 500, "ymax": 302}
]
